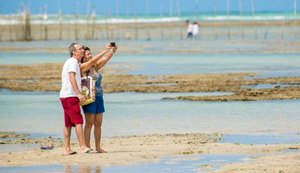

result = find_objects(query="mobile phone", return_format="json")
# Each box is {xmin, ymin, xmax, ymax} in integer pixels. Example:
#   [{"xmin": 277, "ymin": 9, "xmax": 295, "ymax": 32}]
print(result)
[{"xmin": 110, "ymin": 42, "xmax": 116, "ymax": 47}]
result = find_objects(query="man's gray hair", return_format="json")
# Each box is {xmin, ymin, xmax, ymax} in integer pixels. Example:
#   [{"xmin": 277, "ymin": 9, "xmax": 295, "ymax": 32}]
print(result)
[{"xmin": 68, "ymin": 43, "xmax": 79, "ymax": 57}]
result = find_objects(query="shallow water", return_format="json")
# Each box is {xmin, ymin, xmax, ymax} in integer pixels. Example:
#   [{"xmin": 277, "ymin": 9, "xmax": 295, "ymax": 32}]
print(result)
[
  {"xmin": 242, "ymin": 83, "xmax": 300, "ymax": 89},
  {"xmin": 1, "ymin": 91, "xmax": 299, "ymax": 139},
  {"xmin": 1, "ymin": 47, "xmax": 300, "ymax": 138},
  {"xmin": 0, "ymin": 154, "xmax": 249, "ymax": 173},
  {"xmin": 1, "ymin": 49, "xmax": 300, "ymax": 77},
  {"xmin": 1, "ymin": 41, "xmax": 300, "ymax": 171},
  {"xmin": 115, "ymin": 53, "xmax": 300, "ymax": 77}
]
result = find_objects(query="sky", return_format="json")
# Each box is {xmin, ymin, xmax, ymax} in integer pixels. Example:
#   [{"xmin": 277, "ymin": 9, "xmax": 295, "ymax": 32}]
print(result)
[{"xmin": 0, "ymin": 0, "xmax": 299, "ymax": 15}]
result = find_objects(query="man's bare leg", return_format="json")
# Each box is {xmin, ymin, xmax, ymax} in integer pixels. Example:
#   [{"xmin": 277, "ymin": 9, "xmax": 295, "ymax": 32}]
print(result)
[
  {"xmin": 75, "ymin": 124, "xmax": 90, "ymax": 153},
  {"xmin": 63, "ymin": 126, "xmax": 75, "ymax": 155}
]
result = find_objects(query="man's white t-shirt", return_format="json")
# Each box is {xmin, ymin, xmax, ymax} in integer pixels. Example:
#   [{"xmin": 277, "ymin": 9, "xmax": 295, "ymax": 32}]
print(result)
[{"xmin": 59, "ymin": 57, "xmax": 81, "ymax": 98}]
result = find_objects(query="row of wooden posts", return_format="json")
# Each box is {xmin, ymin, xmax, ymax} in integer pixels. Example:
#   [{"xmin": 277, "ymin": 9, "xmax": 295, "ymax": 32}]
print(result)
[{"xmin": 1, "ymin": 9, "xmax": 300, "ymax": 42}]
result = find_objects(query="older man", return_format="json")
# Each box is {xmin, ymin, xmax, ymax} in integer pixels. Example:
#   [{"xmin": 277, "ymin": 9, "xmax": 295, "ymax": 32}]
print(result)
[{"xmin": 60, "ymin": 43, "xmax": 90, "ymax": 155}]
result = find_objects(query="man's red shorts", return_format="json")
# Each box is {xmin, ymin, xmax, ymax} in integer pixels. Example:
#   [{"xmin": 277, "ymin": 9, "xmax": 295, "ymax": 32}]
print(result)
[{"xmin": 60, "ymin": 97, "xmax": 83, "ymax": 127}]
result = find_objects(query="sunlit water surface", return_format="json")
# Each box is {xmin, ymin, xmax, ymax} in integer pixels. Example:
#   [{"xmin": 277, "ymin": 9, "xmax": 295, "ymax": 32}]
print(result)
[{"xmin": 1, "ymin": 42, "xmax": 300, "ymax": 172}]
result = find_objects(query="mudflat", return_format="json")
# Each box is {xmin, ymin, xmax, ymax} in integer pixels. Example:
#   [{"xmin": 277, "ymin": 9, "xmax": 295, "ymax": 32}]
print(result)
[{"xmin": 1, "ymin": 63, "xmax": 300, "ymax": 101}]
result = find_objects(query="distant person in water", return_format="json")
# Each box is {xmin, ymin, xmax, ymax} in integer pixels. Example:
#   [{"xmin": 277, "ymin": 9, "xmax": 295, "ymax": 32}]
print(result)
[
  {"xmin": 192, "ymin": 22, "xmax": 199, "ymax": 40},
  {"xmin": 186, "ymin": 20, "xmax": 193, "ymax": 39}
]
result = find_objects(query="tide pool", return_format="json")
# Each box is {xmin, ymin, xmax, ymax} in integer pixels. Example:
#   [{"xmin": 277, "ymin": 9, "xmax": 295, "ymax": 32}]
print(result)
[{"xmin": 0, "ymin": 154, "xmax": 249, "ymax": 173}]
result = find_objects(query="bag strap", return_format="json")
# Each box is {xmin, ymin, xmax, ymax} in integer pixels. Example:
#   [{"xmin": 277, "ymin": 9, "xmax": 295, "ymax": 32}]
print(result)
[
  {"xmin": 94, "ymin": 66, "xmax": 98, "ymax": 73},
  {"xmin": 85, "ymin": 66, "xmax": 98, "ymax": 77},
  {"xmin": 86, "ymin": 69, "xmax": 90, "ymax": 77}
]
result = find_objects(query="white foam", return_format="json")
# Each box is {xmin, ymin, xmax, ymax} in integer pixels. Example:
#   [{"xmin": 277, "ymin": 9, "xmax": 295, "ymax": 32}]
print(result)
[{"xmin": 0, "ymin": 13, "xmax": 298, "ymax": 25}]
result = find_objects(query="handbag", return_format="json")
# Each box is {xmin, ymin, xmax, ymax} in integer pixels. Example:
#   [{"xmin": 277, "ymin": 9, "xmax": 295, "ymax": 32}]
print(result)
[{"xmin": 80, "ymin": 75, "xmax": 96, "ymax": 106}]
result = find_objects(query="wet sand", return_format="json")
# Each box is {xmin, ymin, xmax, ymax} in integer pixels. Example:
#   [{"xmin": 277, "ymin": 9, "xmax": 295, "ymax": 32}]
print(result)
[
  {"xmin": 1, "ymin": 39, "xmax": 300, "ymax": 55},
  {"xmin": 1, "ymin": 63, "xmax": 300, "ymax": 101},
  {"xmin": 215, "ymin": 152, "xmax": 300, "ymax": 173}
]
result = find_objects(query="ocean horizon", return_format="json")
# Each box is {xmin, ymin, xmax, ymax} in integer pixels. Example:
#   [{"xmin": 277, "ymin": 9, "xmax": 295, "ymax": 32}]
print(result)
[{"xmin": 0, "ymin": 11, "xmax": 299, "ymax": 25}]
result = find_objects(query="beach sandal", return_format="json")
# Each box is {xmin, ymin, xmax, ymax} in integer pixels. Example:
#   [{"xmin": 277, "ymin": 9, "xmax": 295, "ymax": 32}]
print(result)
[
  {"xmin": 40, "ymin": 145, "xmax": 54, "ymax": 150},
  {"xmin": 62, "ymin": 151, "xmax": 77, "ymax": 156}
]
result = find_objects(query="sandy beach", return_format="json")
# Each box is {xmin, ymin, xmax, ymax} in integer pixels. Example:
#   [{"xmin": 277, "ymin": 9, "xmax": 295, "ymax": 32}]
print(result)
[{"xmin": 1, "ymin": 131, "xmax": 299, "ymax": 173}]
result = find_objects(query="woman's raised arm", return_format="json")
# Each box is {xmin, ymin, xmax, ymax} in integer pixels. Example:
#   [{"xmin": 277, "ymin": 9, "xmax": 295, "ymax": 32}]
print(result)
[{"xmin": 80, "ymin": 44, "xmax": 111, "ymax": 72}]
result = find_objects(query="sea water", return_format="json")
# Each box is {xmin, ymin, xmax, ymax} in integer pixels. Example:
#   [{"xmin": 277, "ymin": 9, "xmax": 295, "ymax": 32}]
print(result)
[
  {"xmin": 1, "ymin": 41, "xmax": 300, "ymax": 172},
  {"xmin": 1, "ymin": 43, "xmax": 300, "ymax": 137},
  {"xmin": 0, "ymin": 11, "xmax": 299, "ymax": 26},
  {"xmin": 0, "ymin": 154, "xmax": 249, "ymax": 173},
  {"xmin": 1, "ymin": 90, "xmax": 300, "ymax": 138},
  {"xmin": 1, "ymin": 43, "xmax": 300, "ymax": 77}
]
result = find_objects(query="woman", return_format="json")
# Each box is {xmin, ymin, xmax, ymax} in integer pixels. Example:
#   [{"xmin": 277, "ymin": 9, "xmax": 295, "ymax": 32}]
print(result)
[{"xmin": 81, "ymin": 44, "xmax": 117, "ymax": 153}]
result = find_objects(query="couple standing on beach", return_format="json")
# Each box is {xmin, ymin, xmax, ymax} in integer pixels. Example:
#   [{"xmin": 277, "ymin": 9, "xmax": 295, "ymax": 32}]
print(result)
[{"xmin": 59, "ymin": 42, "xmax": 117, "ymax": 155}]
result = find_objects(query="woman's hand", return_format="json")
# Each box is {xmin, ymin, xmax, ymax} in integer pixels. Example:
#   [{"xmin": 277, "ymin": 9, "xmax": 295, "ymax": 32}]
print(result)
[
  {"xmin": 110, "ymin": 45, "xmax": 118, "ymax": 54},
  {"xmin": 104, "ymin": 43, "xmax": 112, "ymax": 52}
]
